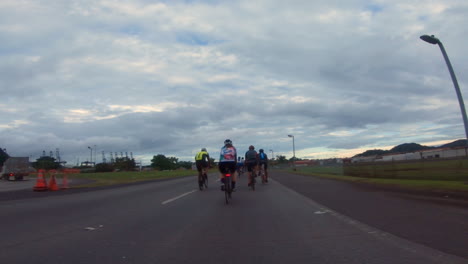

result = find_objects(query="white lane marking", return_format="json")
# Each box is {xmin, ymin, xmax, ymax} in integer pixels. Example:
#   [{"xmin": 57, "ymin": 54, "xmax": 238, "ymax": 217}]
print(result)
[
  {"xmin": 84, "ymin": 225, "xmax": 104, "ymax": 231},
  {"xmin": 162, "ymin": 190, "xmax": 197, "ymax": 205}
]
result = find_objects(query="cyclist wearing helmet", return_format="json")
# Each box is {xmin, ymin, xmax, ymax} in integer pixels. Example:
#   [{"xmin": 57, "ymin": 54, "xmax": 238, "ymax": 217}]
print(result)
[
  {"xmin": 245, "ymin": 145, "xmax": 258, "ymax": 186},
  {"xmin": 258, "ymin": 149, "xmax": 269, "ymax": 183},
  {"xmin": 195, "ymin": 148, "xmax": 210, "ymax": 189},
  {"xmin": 218, "ymin": 139, "xmax": 238, "ymax": 191}
]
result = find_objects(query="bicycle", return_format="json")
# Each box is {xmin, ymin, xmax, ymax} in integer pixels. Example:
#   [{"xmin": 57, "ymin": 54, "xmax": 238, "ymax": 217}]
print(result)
[
  {"xmin": 222, "ymin": 172, "xmax": 234, "ymax": 204},
  {"xmin": 198, "ymin": 167, "xmax": 209, "ymax": 190},
  {"xmin": 259, "ymin": 163, "xmax": 266, "ymax": 184},
  {"xmin": 248, "ymin": 169, "xmax": 256, "ymax": 191},
  {"xmin": 203, "ymin": 172, "xmax": 208, "ymax": 189},
  {"xmin": 250, "ymin": 173, "xmax": 256, "ymax": 191},
  {"xmin": 236, "ymin": 165, "xmax": 244, "ymax": 179}
]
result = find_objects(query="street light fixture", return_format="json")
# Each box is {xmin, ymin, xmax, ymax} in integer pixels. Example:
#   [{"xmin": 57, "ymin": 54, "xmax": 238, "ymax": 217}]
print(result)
[
  {"xmin": 288, "ymin": 135, "xmax": 296, "ymax": 170},
  {"xmin": 269, "ymin": 149, "xmax": 274, "ymax": 160},
  {"xmin": 420, "ymin": 34, "xmax": 468, "ymax": 147}
]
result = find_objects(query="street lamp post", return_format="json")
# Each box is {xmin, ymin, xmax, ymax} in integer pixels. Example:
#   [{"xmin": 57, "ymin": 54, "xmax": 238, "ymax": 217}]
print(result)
[
  {"xmin": 88, "ymin": 146, "xmax": 93, "ymax": 167},
  {"xmin": 287, "ymin": 135, "xmax": 296, "ymax": 170},
  {"xmin": 420, "ymin": 34, "xmax": 468, "ymax": 147},
  {"xmin": 269, "ymin": 149, "xmax": 274, "ymax": 160}
]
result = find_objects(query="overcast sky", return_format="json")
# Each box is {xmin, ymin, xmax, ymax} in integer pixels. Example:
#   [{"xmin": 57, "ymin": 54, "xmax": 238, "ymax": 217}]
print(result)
[{"xmin": 1, "ymin": 0, "xmax": 468, "ymax": 165}]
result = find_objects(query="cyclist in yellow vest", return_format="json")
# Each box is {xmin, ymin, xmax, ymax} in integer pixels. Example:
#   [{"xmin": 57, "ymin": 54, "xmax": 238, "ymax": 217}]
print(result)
[{"xmin": 195, "ymin": 148, "xmax": 210, "ymax": 190}]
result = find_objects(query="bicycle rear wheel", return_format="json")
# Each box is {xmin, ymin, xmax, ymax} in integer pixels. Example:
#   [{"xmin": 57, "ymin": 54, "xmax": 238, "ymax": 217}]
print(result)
[
  {"xmin": 224, "ymin": 177, "xmax": 231, "ymax": 204},
  {"xmin": 203, "ymin": 173, "xmax": 208, "ymax": 188}
]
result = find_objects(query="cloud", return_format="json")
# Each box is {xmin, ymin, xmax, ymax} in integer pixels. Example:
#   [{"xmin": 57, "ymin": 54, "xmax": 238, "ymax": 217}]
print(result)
[{"xmin": 1, "ymin": 0, "xmax": 468, "ymax": 165}]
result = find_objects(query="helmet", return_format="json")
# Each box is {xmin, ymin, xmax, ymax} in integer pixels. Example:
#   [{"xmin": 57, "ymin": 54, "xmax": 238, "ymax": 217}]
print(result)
[
  {"xmin": 201, "ymin": 148, "xmax": 207, "ymax": 151},
  {"xmin": 249, "ymin": 145, "xmax": 255, "ymax": 150},
  {"xmin": 259, "ymin": 149, "xmax": 264, "ymax": 153},
  {"xmin": 224, "ymin": 139, "xmax": 232, "ymax": 145}
]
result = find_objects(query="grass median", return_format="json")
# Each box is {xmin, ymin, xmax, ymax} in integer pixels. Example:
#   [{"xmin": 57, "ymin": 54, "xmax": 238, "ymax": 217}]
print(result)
[
  {"xmin": 278, "ymin": 166, "xmax": 468, "ymax": 193},
  {"xmin": 67, "ymin": 169, "xmax": 210, "ymax": 188}
]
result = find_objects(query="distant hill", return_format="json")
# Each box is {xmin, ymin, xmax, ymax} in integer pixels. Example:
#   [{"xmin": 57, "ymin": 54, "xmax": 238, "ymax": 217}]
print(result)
[
  {"xmin": 390, "ymin": 143, "xmax": 433, "ymax": 153},
  {"xmin": 353, "ymin": 139, "xmax": 466, "ymax": 157},
  {"xmin": 440, "ymin": 139, "xmax": 467, "ymax": 148}
]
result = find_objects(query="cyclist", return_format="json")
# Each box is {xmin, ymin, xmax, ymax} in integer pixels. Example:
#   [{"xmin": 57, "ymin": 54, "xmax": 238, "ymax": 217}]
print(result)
[
  {"xmin": 258, "ymin": 149, "xmax": 269, "ymax": 183},
  {"xmin": 245, "ymin": 145, "xmax": 258, "ymax": 187},
  {"xmin": 218, "ymin": 139, "xmax": 238, "ymax": 191},
  {"xmin": 236, "ymin": 157, "xmax": 244, "ymax": 177},
  {"xmin": 195, "ymin": 148, "xmax": 210, "ymax": 189}
]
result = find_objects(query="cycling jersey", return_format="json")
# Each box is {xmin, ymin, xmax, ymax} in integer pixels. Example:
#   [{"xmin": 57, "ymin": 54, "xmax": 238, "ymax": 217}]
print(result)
[
  {"xmin": 245, "ymin": 150, "xmax": 258, "ymax": 162},
  {"xmin": 219, "ymin": 146, "xmax": 237, "ymax": 162},
  {"xmin": 195, "ymin": 151, "xmax": 209, "ymax": 162}
]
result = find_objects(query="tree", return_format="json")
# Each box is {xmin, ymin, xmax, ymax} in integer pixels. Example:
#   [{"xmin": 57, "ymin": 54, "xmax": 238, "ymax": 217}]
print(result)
[
  {"xmin": 95, "ymin": 163, "xmax": 115, "ymax": 172},
  {"xmin": 178, "ymin": 161, "xmax": 193, "ymax": 169},
  {"xmin": 114, "ymin": 157, "xmax": 136, "ymax": 171},
  {"xmin": 151, "ymin": 154, "xmax": 178, "ymax": 170},
  {"xmin": 276, "ymin": 155, "xmax": 287, "ymax": 163},
  {"xmin": 33, "ymin": 156, "xmax": 60, "ymax": 170},
  {"xmin": 0, "ymin": 148, "xmax": 9, "ymax": 167}
]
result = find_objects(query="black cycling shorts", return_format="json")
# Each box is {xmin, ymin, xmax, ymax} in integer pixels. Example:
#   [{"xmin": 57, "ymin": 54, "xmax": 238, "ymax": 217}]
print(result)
[
  {"xmin": 218, "ymin": 162, "xmax": 236, "ymax": 174},
  {"xmin": 196, "ymin": 160, "xmax": 208, "ymax": 172},
  {"xmin": 245, "ymin": 160, "xmax": 257, "ymax": 172},
  {"xmin": 259, "ymin": 161, "xmax": 268, "ymax": 170}
]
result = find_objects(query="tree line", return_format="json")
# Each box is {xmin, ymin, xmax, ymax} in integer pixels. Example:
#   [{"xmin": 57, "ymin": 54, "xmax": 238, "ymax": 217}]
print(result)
[
  {"xmin": 27, "ymin": 154, "xmax": 202, "ymax": 172},
  {"xmin": 1, "ymin": 149, "xmax": 293, "ymax": 173}
]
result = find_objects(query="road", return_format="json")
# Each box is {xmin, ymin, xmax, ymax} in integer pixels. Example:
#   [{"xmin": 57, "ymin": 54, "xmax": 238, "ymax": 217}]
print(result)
[{"xmin": 0, "ymin": 171, "xmax": 466, "ymax": 264}]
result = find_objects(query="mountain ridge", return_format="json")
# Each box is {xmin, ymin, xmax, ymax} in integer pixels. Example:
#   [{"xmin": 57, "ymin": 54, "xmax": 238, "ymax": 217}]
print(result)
[{"xmin": 353, "ymin": 139, "xmax": 467, "ymax": 157}]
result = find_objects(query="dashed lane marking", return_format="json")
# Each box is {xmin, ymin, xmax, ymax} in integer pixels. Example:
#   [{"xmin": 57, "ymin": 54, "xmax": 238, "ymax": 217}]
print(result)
[{"xmin": 162, "ymin": 190, "xmax": 197, "ymax": 205}]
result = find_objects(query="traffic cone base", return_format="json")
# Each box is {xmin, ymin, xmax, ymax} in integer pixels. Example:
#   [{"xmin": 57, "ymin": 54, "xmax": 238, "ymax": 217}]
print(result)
[
  {"xmin": 33, "ymin": 169, "xmax": 48, "ymax": 192},
  {"xmin": 48, "ymin": 172, "xmax": 59, "ymax": 191}
]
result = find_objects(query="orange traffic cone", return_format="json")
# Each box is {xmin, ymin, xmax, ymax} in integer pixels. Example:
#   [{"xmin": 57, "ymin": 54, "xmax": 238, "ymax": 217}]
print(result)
[
  {"xmin": 33, "ymin": 169, "xmax": 48, "ymax": 191},
  {"xmin": 61, "ymin": 172, "xmax": 69, "ymax": 189},
  {"xmin": 48, "ymin": 170, "xmax": 59, "ymax": 191}
]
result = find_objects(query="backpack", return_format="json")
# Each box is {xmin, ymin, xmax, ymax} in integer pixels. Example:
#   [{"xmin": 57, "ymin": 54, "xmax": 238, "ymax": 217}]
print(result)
[{"xmin": 260, "ymin": 153, "xmax": 266, "ymax": 160}]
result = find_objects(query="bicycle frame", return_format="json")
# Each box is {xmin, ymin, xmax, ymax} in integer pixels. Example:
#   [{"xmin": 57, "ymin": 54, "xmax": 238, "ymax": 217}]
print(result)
[
  {"xmin": 259, "ymin": 163, "xmax": 266, "ymax": 183},
  {"xmin": 224, "ymin": 173, "xmax": 232, "ymax": 204},
  {"xmin": 249, "ymin": 168, "xmax": 256, "ymax": 191},
  {"xmin": 198, "ymin": 167, "xmax": 209, "ymax": 190}
]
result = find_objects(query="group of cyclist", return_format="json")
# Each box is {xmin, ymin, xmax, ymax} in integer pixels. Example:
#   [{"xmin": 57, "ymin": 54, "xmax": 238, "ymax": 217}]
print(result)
[{"xmin": 194, "ymin": 139, "xmax": 269, "ymax": 191}]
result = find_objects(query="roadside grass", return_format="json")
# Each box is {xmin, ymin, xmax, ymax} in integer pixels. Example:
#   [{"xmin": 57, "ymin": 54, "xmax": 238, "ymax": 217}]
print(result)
[
  {"xmin": 343, "ymin": 159, "xmax": 468, "ymax": 181},
  {"xmin": 66, "ymin": 169, "xmax": 206, "ymax": 188},
  {"xmin": 279, "ymin": 165, "xmax": 468, "ymax": 192}
]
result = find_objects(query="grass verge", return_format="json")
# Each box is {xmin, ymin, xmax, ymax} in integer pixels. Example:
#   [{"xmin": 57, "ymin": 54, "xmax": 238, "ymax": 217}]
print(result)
[
  {"xmin": 278, "ymin": 167, "xmax": 468, "ymax": 193},
  {"xmin": 67, "ymin": 169, "xmax": 206, "ymax": 188}
]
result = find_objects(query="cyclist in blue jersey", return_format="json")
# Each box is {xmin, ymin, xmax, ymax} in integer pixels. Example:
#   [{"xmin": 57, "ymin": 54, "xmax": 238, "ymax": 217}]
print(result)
[
  {"xmin": 258, "ymin": 149, "xmax": 269, "ymax": 182},
  {"xmin": 218, "ymin": 139, "xmax": 238, "ymax": 191}
]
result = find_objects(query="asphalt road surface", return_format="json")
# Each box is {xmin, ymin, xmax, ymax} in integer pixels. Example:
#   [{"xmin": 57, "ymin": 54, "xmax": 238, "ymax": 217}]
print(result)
[{"xmin": 0, "ymin": 171, "xmax": 467, "ymax": 264}]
